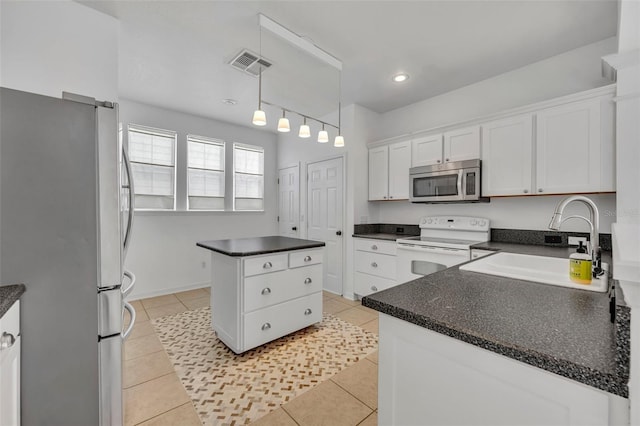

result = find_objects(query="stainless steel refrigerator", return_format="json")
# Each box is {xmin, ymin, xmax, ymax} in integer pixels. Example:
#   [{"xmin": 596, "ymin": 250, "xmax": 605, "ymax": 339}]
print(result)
[{"xmin": 0, "ymin": 87, "xmax": 137, "ymax": 425}]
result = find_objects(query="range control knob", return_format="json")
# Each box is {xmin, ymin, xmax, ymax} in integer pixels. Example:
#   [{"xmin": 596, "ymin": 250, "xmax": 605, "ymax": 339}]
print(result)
[
  {"xmin": 479, "ymin": 220, "xmax": 487, "ymax": 227},
  {"xmin": 471, "ymin": 219, "xmax": 477, "ymax": 225},
  {"xmin": 420, "ymin": 218, "xmax": 427, "ymax": 225},
  {"xmin": 426, "ymin": 218, "xmax": 433, "ymax": 224}
]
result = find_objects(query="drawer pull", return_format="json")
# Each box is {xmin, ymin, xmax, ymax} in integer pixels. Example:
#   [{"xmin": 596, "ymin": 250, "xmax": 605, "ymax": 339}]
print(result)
[
  {"xmin": 304, "ymin": 278, "xmax": 312, "ymax": 285},
  {"xmin": 261, "ymin": 287, "xmax": 271, "ymax": 295},
  {"xmin": 0, "ymin": 332, "xmax": 16, "ymax": 350},
  {"xmin": 371, "ymin": 262, "xmax": 378, "ymax": 268},
  {"xmin": 304, "ymin": 308, "xmax": 313, "ymax": 316},
  {"xmin": 371, "ymin": 245, "xmax": 378, "ymax": 250},
  {"xmin": 371, "ymin": 285, "xmax": 378, "ymax": 291},
  {"xmin": 261, "ymin": 323, "xmax": 271, "ymax": 331},
  {"xmin": 304, "ymin": 256, "xmax": 312, "ymax": 262},
  {"xmin": 263, "ymin": 261, "xmax": 273, "ymax": 269}
]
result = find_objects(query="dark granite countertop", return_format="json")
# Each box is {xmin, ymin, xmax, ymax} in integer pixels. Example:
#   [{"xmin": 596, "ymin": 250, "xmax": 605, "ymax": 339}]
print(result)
[
  {"xmin": 197, "ymin": 236, "xmax": 325, "ymax": 257},
  {"xmin": 363, "ymin": 242, "xmax": 629, "ymax": 397},
  {"xmin": 0, "ymin": 284, "xmax": 25, "ymax": 318},
  {"xmin": 353, "ymin": 233, "xmax": 409, "ymax": 241}
]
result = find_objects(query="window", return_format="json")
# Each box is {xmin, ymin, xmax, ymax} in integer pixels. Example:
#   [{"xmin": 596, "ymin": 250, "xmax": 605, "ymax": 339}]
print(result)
[
  {"xmin": 233, "ymin": 143, "xmax": 264, "ymax": 211},
  {"xmin": 128, "ymin": 124, "xmax": 176, "ymax": 210},
  {"xmin": 187, "ymin": 135, "xmax": 225, "ymax": 210}
]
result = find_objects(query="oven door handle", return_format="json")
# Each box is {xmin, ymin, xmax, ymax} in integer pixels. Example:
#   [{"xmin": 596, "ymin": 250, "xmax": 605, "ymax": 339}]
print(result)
[{"xmin": 397, "ymin": 244, "xmax": 468, "ymax": 256}]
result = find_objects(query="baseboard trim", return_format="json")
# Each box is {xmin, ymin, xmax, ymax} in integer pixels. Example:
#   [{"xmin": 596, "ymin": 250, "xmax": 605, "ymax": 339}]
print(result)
[{"xmin": 128, "ymin": 281, "xmax": 210, "ymax": 301}]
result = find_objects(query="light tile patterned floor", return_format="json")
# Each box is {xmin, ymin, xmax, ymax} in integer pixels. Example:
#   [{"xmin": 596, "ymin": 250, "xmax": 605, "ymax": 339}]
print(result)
[{"xmin": 124, "ymin": 290, "xmax": 379, "ymax": 426}]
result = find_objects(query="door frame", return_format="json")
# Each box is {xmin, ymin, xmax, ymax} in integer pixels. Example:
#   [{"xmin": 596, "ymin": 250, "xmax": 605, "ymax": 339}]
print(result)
[
  {"xmin": 304, "ymin": 153, "xmax": 347, "ymax": 295},
  {"xmin": 277, "ymin": 162, "xmax": 301, "ymax": 237}
]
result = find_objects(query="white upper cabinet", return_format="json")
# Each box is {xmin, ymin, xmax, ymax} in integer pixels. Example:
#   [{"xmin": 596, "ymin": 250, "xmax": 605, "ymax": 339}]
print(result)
[
  {"xmin": 535, "ymin": 99, "xmax": 602, "ymax": 195},
  {"xmin": 443, "ymin": 126, "xmax": 481, "ymax": 163},
  {"xmin": 411, "ymin": 134, "xmax": 443, "ymax": 167},
  {"xmin": 388, "ymin": 141, "xmax": 411, "ymax": 200},
  {"xmin": 369, "ymin": 145, "xmax": 390, "ymax": 200},
  {"xmin": 481, "ymin": 114, "xmax": 534, "ymax": 196},
  {"xmin": 369, "ymin": 140, "xmax": 411, "ymax": 201}
]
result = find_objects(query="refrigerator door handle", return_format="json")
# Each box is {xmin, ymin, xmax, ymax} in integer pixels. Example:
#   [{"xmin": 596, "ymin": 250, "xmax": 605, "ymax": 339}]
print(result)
[
  {"xmin": 122, "ymin": 302, "xmax": 136, "ymax": 340},
  {"xmin": 121, "ymin": 270, "xmax": 136, "ymax": 299},
  {"xmin": 122, "ymin": 148, "xmax": 135, "ymax": 256}
]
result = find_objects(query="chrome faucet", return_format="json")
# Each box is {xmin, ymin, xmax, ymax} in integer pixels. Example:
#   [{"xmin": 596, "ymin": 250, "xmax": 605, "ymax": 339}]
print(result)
[{"xmin": 548, "ymin": 195, "xmax": 602, "ymax": 276}]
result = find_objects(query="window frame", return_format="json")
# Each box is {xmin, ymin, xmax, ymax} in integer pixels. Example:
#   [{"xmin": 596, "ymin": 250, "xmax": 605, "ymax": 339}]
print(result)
[
  {"xmin": 186, "ymin": 134, "xmax": 226, "ymax": 211},
  {"xmin": 233, "ymin": 142, "xmax": 265, "ymax": 212},
  {"xmin": 127, "ymin": 123, "xmax": 177, "ymax": 211}
]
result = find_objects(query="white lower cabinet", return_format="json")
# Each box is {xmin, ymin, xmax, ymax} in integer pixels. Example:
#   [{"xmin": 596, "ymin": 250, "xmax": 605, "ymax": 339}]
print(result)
[
  {"xmin": 0, "ymin": 301, "xmax": 20, "ymax": 426},
  {"xmin": 210, "ymin": 248, "xmax": 323, "ymax": 353},
  {"xmin": 378, "ymin": 314, "xmax": 629, "ymax": 426},
  {"xmin": 354, "ymin": 239, "xmax": 397, "ymax": 297}
]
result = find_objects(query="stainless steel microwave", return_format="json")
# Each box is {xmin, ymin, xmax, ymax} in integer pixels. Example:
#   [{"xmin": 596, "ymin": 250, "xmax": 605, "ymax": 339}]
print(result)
[{"xmin": 409, "ymin": 159, "xmax": 489, "ymax": 203}]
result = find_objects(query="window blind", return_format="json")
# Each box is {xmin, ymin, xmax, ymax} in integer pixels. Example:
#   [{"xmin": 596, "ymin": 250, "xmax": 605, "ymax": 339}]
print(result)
[
  {"xmin": 233, "ymin": 143, "xmax": 264, "ymax": 211},
  {"xmin": 187, "ymin": 135, "xmax": 225, "ymax": 210},
  {"xmin": 128, "ymin": 124, "xmax": 176, "ymax": 210}
]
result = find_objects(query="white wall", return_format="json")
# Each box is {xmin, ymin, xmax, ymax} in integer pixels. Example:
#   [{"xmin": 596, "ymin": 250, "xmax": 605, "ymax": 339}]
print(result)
[
  {"xmin": 377, "ymin": 37, "xmax": 617, "ymax": 140},
  {"xmin": 121, "ymin": 99, "xmax": 279, "ymax": 298},
  {"xmin": 0, "ymin": 0, "xmax": 118, "ymax": 101},
  {"xmin": 373, "ymin": 37, "xmax": 618, "ymax": 232}
]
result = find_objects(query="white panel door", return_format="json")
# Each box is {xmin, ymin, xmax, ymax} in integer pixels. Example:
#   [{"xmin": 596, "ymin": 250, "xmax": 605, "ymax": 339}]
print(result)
[
  {"xmin": 368, "ymin": 146, "xmax": 388, "ymax": 200},
  {"xmin": 443, "ymin": 125, "xmax": 481, "ymax": 163},
  {"xmin": 278, "ymin": 165, "xmax": 300, "ymax": 237},
  {"xmin": 411, "ymin": 134, "xmax": 443, "ymax": 167},
  {"xmin": 388, "ymin": 141, "xmax": 411, "ymax": 200},
  {"xmin": 481, "ymin": 114, "xmax": 534, "ymax": 196},
  {"xmin": 536, "ymin": 99, "xmax": 601, "ymax": 194},
  {"xmin": 307, "ymin": 157, "xmax": 344, "ymax": 295}
]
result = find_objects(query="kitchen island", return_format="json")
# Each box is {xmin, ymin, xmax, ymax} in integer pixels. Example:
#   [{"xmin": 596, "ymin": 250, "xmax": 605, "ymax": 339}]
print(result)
[
  {"xmin": 363, "ymin": 243, "xmax": 630, "ymax": 426},
  {"xmin": 197, "ymin": 236, "xmax": 325, "ymax": 354}
]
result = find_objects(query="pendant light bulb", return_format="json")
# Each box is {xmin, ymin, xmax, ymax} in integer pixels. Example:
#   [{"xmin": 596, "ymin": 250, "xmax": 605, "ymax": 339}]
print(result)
[
  {"xmin": 252, "ymin": 109, "xmax": 266, "ymax": 126},
  {"xmin": 277, "ymin": 110, "xmax": 290, "ymax": 132},
  {"xmin": 318, "ymin": 124, "xmax": 329, "ymax": 143},
  {"xmin": 299, "ymin": 117, "xmax": 311, "ymax": 138},
  {"xmin": 334, "ymin": 135, "xmax": 345, "ymax": 147}
]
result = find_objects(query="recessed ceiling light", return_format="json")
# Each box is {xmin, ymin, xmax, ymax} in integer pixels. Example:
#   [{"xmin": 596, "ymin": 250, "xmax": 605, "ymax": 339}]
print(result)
[
  {"xmin": 392, "ymin": 73, "xmax": 409, "ymax": 83},
  {"xmin": 222, "ymin": 98, "xmax": 238, "ymax": 105}
]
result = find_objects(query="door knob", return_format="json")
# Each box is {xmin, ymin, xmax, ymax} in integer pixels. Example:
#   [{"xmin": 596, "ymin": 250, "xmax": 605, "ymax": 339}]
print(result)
[{"xmin": 336, "ymin": 230, "xmax": 342, "ymax": 236}]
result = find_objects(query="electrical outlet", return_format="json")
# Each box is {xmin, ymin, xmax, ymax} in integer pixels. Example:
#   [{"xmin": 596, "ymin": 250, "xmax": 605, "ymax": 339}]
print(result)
[{"xmin": 568, "ymin": 236, "xmax": 588, "ymax": 246}]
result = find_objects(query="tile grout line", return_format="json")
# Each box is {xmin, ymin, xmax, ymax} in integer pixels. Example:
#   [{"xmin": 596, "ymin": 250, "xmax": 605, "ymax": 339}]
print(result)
[
  {"xmin": 280, "ymin": 405, "xmax": 302, "ymax": 426},
  {"xmin": 132, "ymin": 400, "xmax": 196, "ymax": 426},
  {"xmin": 328, "ymin": 377, "xmax": 378, "ymax": 412},
  {"xmin": 123, "ymin": 368, "xmax": 176, "ymax": 391}
]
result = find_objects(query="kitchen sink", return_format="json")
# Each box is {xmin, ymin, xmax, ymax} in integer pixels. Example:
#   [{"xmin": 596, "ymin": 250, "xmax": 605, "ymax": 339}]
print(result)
[{"xmin": 459, "ymin": 252, "xmax": 609, "ymax": 293}]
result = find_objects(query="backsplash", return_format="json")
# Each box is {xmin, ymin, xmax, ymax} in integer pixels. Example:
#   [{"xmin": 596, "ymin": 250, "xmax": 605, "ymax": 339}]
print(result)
[
  {"xmin": 353, "ymin": 223, "xmax": 420, "ymax": 236},
  {"xmin": 353, "ymin": 224, "xmax": 612, "ymax": 251}
]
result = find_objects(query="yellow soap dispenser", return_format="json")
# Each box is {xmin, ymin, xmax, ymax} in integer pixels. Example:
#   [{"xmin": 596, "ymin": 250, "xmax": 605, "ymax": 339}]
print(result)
[{"xmin": 569, "ymin": 241, "xmax": 592, "ymax": 284}]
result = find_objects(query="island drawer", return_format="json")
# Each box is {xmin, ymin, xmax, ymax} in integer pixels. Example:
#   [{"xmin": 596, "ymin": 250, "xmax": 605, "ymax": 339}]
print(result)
[
  {"xmin": 243, "ymin": 264, "xmax": 323, "ymax": 312},
  {"xmin": 243, "ymin": 293, "xmax": 322, "ymax": 351},
  {"xmin": 355, "ymin": 251, "xmax": 396, "ymax": 280},
  {"xmin": 289, "ymin": 248, "xmax": 323, "ymax": 269},
  {"xmin": 355, "ymin": 239, "xmax": 397, "ymax": 255},
  {"xmin": 244, "ymin": 253, "xmax": 288, "ymax": 277}
]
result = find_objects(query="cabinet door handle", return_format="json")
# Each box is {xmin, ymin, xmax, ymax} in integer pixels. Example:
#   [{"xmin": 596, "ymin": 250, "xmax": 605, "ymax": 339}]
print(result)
[
  {"xmin": 304, "ymin": 278, "xmax": 312, "ymax": 285},
  {"xmin": 437, "ymin": 159, "xmax": 441, "ymax": 163},
  {"xmin": 371, "ymin": 245, "xmax": 378, "ymax": 250},
  {"xmin": 304, "ymin": 308, "xmax": 313, "ymax": 316},
  {"xmin": 261, "ymin": 287, "xmax": 271, "ymax": 295},
  {"xmin": 445, "ymin": 158, "xmax": 450, "ymax": 162},
  {"xmin": 389, "ymin": 196, "xmax": 393, "ymax": 199},
  {"xmin": 292, "ymin": 226, "xmax": 297, "ymax": 231},
  {"xmin": 383, "ymin": 196, "xmax": 387, "ymax": 199},
  {"xmin": 538, "ymin": 188, "xmax": 543, "ymax": 193},
  {"xmin": 263, "ymin": 261, "xmax": 273, "ymax": 269},
  {"xmin": 336, "ymin": 230, "xmax": 342, "ymax": 236},
  {"xmin": 261, "ymin": 323, "xmax": 271, "ymax": 331},
  {"xmin": 304, "ymin": 256, "xmax": 312, "ymax": 262},
  {"xmin": 0, "ymin": 332, "xmax": 16, "ymax": 350},
  {"xmin": 371, "ymin": 285, "xmax": 378, "ymax": 291},
  {"xmin": 523, "ymin": 189, "xmax": 529, "ymax": 194},
  {"xmin": 371, "ymin": 262, "xmax": 378, "ymax": 268}
]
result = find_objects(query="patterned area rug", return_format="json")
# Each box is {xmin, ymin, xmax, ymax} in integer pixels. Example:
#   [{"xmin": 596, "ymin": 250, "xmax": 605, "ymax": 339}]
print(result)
[{"xmin": 152, "ymin": 307, "xmax": 378, "ymax": 426}]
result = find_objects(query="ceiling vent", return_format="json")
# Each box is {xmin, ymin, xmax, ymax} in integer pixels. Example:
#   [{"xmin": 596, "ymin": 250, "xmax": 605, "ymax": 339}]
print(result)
[{"xmin": 228, "ymin": 49, "xmax": 272, "ymax": 77}]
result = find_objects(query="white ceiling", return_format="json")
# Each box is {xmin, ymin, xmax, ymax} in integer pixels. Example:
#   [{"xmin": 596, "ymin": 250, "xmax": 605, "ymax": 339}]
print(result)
[{"xmin": 81, "ymin": 0, "xmax": 617, "ymax": 130}]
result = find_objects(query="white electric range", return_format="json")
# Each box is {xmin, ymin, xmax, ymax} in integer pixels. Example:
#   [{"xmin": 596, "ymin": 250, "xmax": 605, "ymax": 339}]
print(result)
[{"xmin": 396, "ymin": 216, "xmax": 490, "ymax": 284}]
